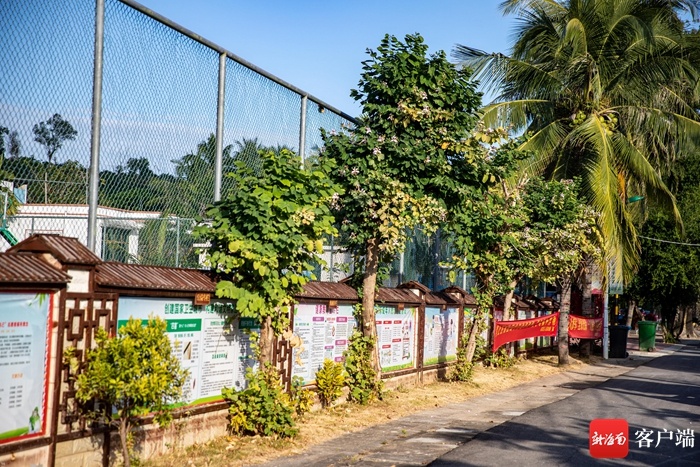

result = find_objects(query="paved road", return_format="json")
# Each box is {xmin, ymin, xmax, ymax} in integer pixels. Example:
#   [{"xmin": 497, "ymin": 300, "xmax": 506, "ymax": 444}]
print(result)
[{"xmin": 431, "ymin": 342, "xmax": 700, "ymax": 466}]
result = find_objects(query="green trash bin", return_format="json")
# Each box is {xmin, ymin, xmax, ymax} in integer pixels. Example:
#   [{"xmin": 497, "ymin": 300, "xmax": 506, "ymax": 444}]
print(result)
[{"xmin": 638, "ymin": 321, "xmax": 657, "ymax": 351}]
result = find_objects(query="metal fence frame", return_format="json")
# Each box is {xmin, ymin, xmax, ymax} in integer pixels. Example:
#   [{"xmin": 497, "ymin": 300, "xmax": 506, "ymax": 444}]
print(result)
[{"xmin": 82, "ymin": 0, "xmax": 357, "ymax": 252}]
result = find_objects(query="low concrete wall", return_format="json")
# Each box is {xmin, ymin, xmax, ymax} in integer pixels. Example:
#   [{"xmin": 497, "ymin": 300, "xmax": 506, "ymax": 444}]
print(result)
[
  {"xmin": 54, "ymin": 436, "xmax": 104, "ymax": 467},
  {"xmin": 51, "ymin": 409, "xmax": 229, "ymax": 466},
  {"xmin": 0, "ymin": 445, "xmax": 50, "ymax": 467}
]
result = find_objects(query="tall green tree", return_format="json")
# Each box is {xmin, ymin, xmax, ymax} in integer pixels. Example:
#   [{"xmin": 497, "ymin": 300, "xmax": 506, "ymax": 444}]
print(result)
[
  {"xmin": 0, "ymin": 126, "xmax": 18, "ymax": 217},
  {"xmin": 195, "ymin": 149, "xmax": 341, "ymax": 365},
  {"xmin": 173, "ymin": 134, "xmax": 234, "ymax": 217},
  {"xmin": 322, "ymin": 33, "xmax": 481, "ymax": 375},
  {"xmin": 520, "ymin": 177, "xmax": 603, "ymax": 364},
  {"xmin": 32, "ymin": 114, "xmax": 77, "ymax": 164},
  {"xmin": 454, "ymin": 0, "xmax": 700, "ymax": 283},
  {"xmin": 629, "ymin": 211, "xmax": 700, "ymax": 335},
  {"xmin": 629, "ymin": 147, "xmax": 700, "ymax": 337},
  {"xmin": 33, "ymin": 114, "xmax": 78, "ymax": 203},
  {"xmin": 445, "ymin": 129, "xmax": 531, "ymax": 365}
]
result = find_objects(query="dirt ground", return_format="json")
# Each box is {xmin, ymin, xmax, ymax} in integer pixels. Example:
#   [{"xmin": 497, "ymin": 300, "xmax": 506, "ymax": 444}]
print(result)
[{"xmin": 144, "ymin": 352, "xmax": 595, "ymax": 467}]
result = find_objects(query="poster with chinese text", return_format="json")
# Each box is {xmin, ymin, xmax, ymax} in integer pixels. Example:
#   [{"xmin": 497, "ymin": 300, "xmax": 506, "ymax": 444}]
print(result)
[
  {"xmin": 117, "ymin": 297, "xmax": 257, "ymax": 405},
  {"xmin": 290, "ymin": 303, "xmax": 356, "ymax": 385},
  {"xmin": 0, "ymin": 293, "xmax": 51, "ymax": 443},
  {"xmin": 375, "ymin": 305, "xmax": 416, "ymax": 372},
  {"xmin": 423, "ymin": 307, "xmax": 458, "ymax": 365}
]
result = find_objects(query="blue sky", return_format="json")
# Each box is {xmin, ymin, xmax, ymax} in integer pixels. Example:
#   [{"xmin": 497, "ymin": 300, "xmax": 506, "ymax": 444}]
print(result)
[
  {"xmin": 0, "ymin": 0, "xmax": 517, "ymax": 178},
  {"xmin": 137, "ymin": 0, "xmax": 516, "ymax": 116}
]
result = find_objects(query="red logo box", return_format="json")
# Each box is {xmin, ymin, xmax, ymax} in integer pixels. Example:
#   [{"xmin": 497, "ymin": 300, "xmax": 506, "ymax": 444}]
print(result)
[{"xmin": 590, "ymin": 419, "xmax": 629, "ymax": 458}]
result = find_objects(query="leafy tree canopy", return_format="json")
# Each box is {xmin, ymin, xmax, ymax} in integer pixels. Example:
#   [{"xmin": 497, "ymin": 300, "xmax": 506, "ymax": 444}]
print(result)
[
  {"xmin": 454, "ymin": 0, "xmax": 700, "ymax": 283},
  {"xmin": 195, "ymin": 149, "xmax": 341, "ymax": 362},
  {"xmin": 32, "ymin": 113, "xmax": 77, "ymax": 163}
]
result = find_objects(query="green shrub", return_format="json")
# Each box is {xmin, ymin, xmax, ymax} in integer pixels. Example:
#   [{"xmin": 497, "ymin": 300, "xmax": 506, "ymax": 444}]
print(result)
[
  {"xmin": 315, "ymin": 359, "xmax": 346, "ymax": 408},
  {"xmin": 449, "ymin": 334, "xmax": 474, "ymax": 382},
  {"xmin": 222, "ymin": 365, "xmax": 297, "ymax": 438},
  {"xmin": 483, "ymin": 348, "xmax": 517, "ymax": 369},
  {"xmin": 289, "ymin": 376, "xmax": 315, "ymax": 416},
  {"xmin": 74, "ymin": 317, "xmax": 187, "ymax": 467},
  {"xmin": 343, "ymin": 331, "xmax": 383, "ymax": 404}
]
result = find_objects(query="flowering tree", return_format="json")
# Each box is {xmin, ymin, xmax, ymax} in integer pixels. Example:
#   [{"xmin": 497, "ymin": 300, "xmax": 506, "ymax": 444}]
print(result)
[
  {"xmin": 445, "ymin": 128, "xmax": 530, "ymax": 366},
  {"xmin": 445, "ymin": 132, "xmax": 603, "ymax": 367},
  {"xmin": 322, "ymin": 33, "xmax": 481, "ymax": 375},
  {"xmin": 520, "ymin": 178, "xmax": 604, "ymax": 364}
]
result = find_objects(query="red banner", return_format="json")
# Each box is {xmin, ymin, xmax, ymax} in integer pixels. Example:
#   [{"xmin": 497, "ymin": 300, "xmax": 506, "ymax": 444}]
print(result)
[
  {"xmin": 568, "ymin": 314, "xmax": 603, "ymax": 339},
  {"xmin": 493, "ymin": 312, "xmax": 559, "ymax": 352}
]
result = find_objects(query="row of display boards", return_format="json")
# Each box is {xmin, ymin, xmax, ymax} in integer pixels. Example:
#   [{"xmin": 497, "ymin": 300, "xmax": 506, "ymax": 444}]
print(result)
[{"xmin": 0, "ymin": 234, "xmax": 555, "ymax": 466}]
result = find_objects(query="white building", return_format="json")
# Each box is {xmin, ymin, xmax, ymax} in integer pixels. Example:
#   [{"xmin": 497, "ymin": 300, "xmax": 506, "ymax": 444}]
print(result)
[{"xmin": 0, "ymin": 204, "xmax": 162, "ymax": 261}]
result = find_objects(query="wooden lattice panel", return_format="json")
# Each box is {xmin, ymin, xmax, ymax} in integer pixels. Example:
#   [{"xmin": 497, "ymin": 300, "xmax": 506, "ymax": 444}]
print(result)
[
  {"xmin": 58, "ymin": 293, "xmax": 117, "ymax": 433},
  {"xmin": 275, "ymin": 338, "xmax": 293, "ymax": 390}
]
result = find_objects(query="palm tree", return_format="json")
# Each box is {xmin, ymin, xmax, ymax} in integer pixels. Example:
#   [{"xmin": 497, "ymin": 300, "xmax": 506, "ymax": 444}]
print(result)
[
  {"xmin": 454, "ymin": 0, "xmax": 700, "ymax": 282},
  {"xmin": 173, "ymin": 134, "xmax": 234, "ymax": 216}
]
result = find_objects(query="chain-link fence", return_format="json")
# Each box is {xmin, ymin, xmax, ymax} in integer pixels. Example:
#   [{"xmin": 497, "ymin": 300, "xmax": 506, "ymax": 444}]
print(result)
[
  {"xmin": 0, "ymin": 0, "xmax": 474, "ymax": 289},
  {"xmin": 0, "ymin": 0, "xmax": 354, "ymax": 267}
]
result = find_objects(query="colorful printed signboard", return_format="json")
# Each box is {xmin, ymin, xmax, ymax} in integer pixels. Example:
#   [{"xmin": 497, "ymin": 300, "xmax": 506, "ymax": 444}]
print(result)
[
  {"xmin": 291, "ymin": 304, "xmax": 356, "ymax": 385},
  {"xmin": 0, "ymin": 293, "xmax": 51, "ymax": 443},
  {"xmin": 423, "ymin": 307, "xmax": 459, "ymax": 365},
  {"xmin": 376, "ymin": 305, "xmax": 416, "ymax": 373},
  {"xmin": 117, "ymin": 297, "xmax": 258, "ymax": 405}
]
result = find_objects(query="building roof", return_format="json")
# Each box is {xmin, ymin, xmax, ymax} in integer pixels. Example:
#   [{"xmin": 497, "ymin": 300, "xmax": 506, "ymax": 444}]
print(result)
[
  {"xmin": 96, "ymin": 262, "xmax": 216, "ymax": 293},
  {"xmin": 494, "ymin": 294, "xmax": 535, "ymax": 311},
  {"xmin": 441, "ymin": 285, "xmax": 477, "ymax": 306},
  {"xmin": 397, "ymin": 281, "xmax": 432, "ymax": 294},
  {"xmin": 523, "ymin": 295, "xmax": 560, "ymax": 311},
  {"xmin": 0, "ymin": 253, "xmax": 71, "ymax": 285},
  {"xmin": 296, "ymin": 281, "xmax": 358, "ymax": 301},
  {"xmin": 8, "ymin": 234, "xmax": 101, "ymax": 266},
  {"xmin": 425, "ymin": 290, "xmax": 463, "ymax": 307},
  {"xmin": 376, "ymin": 287, "xmax": 422, "ymax": 305}
]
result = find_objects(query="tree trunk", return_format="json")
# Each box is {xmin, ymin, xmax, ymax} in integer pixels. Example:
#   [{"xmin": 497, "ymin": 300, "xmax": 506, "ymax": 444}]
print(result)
[
  {"xmin": 464, "ymin": 317, "xmax": 480, "ymax": 363},
  {"xmin": 625, "ymin": 300, "xmax": 636, "ymax": 328},
  {"xmin": 43, "ymin": 169, "xmax": 48, "ymax": 204},
  {"xmin": 558, "ymin": 278, "xmax": 572, "ymax": 366},
  {"xmin": 579, "ymin": 265, "xmax": 593, "ymax": 358},
  {"xmin": 502, "ymin": 278, "xmax": 518, "ymax": 320},
  {"xmin": 684, "ymin": 305, "xmax": 697, "ymax": 338},
  {"xmin": 361, "ymin": 238, "xmax": 381, "ymax": 377},
  {"xmin": 119, "ymin": 418, "xmax": 131, "ymax": 467},
  {"xmin": 502, "ymin": 279, "xmax": 518, "ymax": 356},
  {"xmin": 258, "ymin": 315, "xmax": 274, "ymax": 366}
]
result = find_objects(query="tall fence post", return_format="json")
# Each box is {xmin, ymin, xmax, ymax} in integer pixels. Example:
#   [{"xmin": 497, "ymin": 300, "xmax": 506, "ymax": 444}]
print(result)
[
  {"xmin": 87, "ymin": 0, "xmax": 105, "ymax": 254},
  {"xmin": 214, "ymin": 53, "xmax": 226, "ymax": 202},
  {"xmin": 299, "ymin": 95, "xmax": 307, "ymax": 162},
  {"xmin": 175, "ymin": 217, "xmax": 181, "ymax": 267}
]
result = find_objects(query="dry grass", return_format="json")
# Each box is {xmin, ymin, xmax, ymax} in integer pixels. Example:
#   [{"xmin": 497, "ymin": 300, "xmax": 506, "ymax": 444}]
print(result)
[{"xmin": 144, "ymin": 353, "xmax": 589, "ymax": 467}]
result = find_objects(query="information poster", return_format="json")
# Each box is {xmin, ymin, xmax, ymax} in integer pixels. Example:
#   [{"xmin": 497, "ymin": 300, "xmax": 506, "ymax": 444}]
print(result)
[
  {"xmin": 117, "ymin": 298, "xmax": 258, "ymax": 405},
  {"xmin": 291, "ymin": 304, "xmax": 356, "ymax": 385},
  {"xmin": 0, "ymin": 293, "xmax": 51, "ymax": 443},
  {"xmin": 376, "ymin": 305, "xmax": 416, "ymax": 373},
  {"xmin": 423, "ymin": 307, "xmax": 458, "ymax": 365},
  {"xmin": 517, "ymin": 308, "xmax": 534, "ymax": 349}
]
